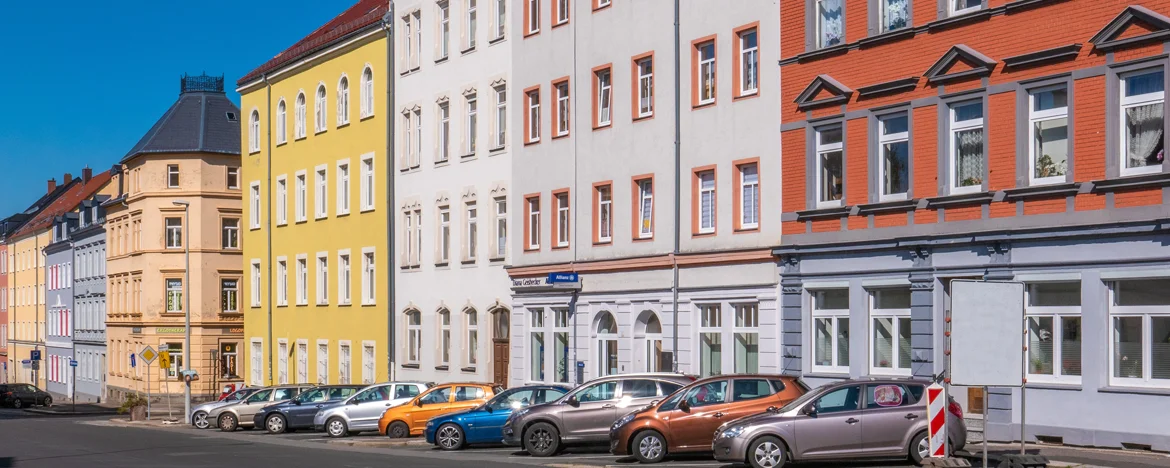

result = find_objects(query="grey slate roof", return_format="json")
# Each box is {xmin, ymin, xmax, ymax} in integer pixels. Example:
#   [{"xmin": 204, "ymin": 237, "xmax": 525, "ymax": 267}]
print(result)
[{"xmin": 122, "ymin": 83, "xmax": 242, "ymax": 163}]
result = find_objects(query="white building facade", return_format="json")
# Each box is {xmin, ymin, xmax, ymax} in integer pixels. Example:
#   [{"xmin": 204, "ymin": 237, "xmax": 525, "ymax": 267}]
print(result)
[
  {"xmin": 393, "ymin": 0, "xmax": 515, "ymax": 385},
  {"xmin": 506, "ymin": 0, "xmax": 781, "ymax": 388}
]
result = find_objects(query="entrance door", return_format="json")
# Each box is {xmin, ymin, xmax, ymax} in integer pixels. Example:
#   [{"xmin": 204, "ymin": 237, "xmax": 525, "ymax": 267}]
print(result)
[{"xmin": 492, "ymin": 309, "xmax": 510, "ymax": 386}]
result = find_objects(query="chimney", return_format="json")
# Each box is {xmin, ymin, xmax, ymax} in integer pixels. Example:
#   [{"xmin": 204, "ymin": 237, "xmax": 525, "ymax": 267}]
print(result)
[
  {"xmin": 63, "ymin": 173, "xmax": 73, "ymax": 185},
  {"xmin": 83, "ymin": 167, "xmax": 92, "ymax": 183},
  {"xmin": 47, "ymin": 178, "xmax": 57, "ymax": 194},
  {"xmin": 113, "ymin": 164, "xmax": 124, "ymax": 197}
]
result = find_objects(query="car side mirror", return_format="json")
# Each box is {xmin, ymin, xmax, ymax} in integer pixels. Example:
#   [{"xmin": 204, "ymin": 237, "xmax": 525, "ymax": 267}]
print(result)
[
  {"xmin": 802, "ymin": 404, "xmax": 816, "ymax": 417},
  {"xmin": 484, "ymin": 404, "xmax": 494, "ymax": 413},
  {"xmin": 566, "ymin": 396, "xmax": 580, "ymax": 407},
  {"xmin": 766, "ymin": 406, "xmax": 779, "ymax": 413},
  {"xmin": 650, "ymin": 400, "xmax": 660, "ymax": 407},
  {"xmin": 678, "ymin": 400, "xmax": 691, "ymax": 413},
  {"xmin": 414, "ymin": 399, "xmax": 423, "ymax": 407},
  {"xmin": 293, "ymin": 400, "xmax": 301, "ymax": 406}
]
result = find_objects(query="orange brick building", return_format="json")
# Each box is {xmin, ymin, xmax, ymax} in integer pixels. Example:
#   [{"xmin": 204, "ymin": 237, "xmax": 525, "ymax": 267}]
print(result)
[{"xmin": 777, "ymin": 1, "xmax": 1170, "ymax": 450}]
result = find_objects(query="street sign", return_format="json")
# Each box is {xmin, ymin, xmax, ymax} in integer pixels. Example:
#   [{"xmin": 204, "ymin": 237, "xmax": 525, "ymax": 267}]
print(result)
[
  {"xmin": 547, "ymin": 272, "xmax": 579, "ymax": 283},
  {"xmin": 30, "ymin": 350, "xmax": 41, "ymax": 361},
  {"xmin": 159, "ymin": 351, "xmax": 172, "ymax": 370},
  {"xmin": 69, "ymin": 360, "xmax": 78, "ymax": 367},
  {"xmin": 139, "ymin": 345, "xmax": 158, "ymax": 365},
  {"xmin": 158, "ymin": 344, "xmax": 170, "ymax": 352},
  {"xmin": 926, "ymin": 383, "xmax": 948, "ymax": 458},
  {"xmin": 31, "ymin": 361, "xmax": 39, "ymax": 371},
  {"xmin": 21, "ymin": 360, "xmax": 30, "ymax": 365},
  {"xmin": 130, "ymin": 353, "xmax": 137, "ymax": 368}
]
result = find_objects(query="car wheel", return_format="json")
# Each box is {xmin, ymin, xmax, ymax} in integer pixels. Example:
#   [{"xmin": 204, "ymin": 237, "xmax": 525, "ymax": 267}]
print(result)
[
  {"xmin": 11, "ymin": 399, "xmax": 22, "ymax": 409},
  {"xmin": 436, "ymin": 423, "xmax": 465, "ymax": 450},
  {"xmin": 42, "ymin": 396, "xmax": 52, "ymax": 407},
  {"xmin": 523, "ymin": 422, "xmax": 561, "ymax": 457},
  {"xmin": 388, "ymin": 421, "xmax": 410, "ymax": 439},
  {"xmin": 747, "ymin": 436, "xmax": 787, "ymax": 468},
  {"xmin": 910, "ymin": 431, "xmax": 929, "ymax": 464},
  {"xmin": 633, "ymin": 430, "xmax": 667, "ymax": 463},
  {"xmin": 192, "ymin": 411, "xmax": 210, "ymax": 429},
  {"xmin": 218, "ymin": 413, "xmax": 239, "ymax": 432},
  {"xmin": 326, "ymin": 418, "xmax": 349, "ymax": 438},
  {"xmin": 266, "ymin": 414, "xmax": 287, "ymax": 434}
]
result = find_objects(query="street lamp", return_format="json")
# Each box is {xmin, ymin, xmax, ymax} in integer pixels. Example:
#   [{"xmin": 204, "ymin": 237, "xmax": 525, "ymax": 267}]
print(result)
[{"xmin": 172, "ymin": 200, "xmax": 191, "ymax": 424}]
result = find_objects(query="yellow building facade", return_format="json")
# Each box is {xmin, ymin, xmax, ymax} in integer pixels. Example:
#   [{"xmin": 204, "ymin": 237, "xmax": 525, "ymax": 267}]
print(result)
[{"xmin": 239, "ymin": 2, "xmax": 390, "ymax": 386}]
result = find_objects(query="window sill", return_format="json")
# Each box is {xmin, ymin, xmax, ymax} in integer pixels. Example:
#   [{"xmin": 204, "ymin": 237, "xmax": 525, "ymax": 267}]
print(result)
[
  {"xmin": 336, "ymin": 122, "xmax": 350, "ymax": 129},
  {"xmin": 489, "ymin": 146, "xmax": 506, "ymax": 154},
  {"xmin": 461, "ymin": 258, "xmax": 476, "ymax": 265},
  {"xmin": 249, "ymin": 150, "xmax": 261, "ymax": 156},
  {"xmin": 221, "ymin": 312, "xmax": 244, "ymax": 317},
  {"xmin": 928, "ymin": 8, "xmax": 993, "ymax": 32},
  {"xmin": 434, "ymin": 159, "xmax": 451, "ymax": 168},
  {"xmin": 361, "ymin": 302, "xmax": 377, "ymax": 307},
  {"xmin": 633, "ymin": 113, "xmax": 654, "ymax": 122},
  {"xmin": 277, "ymin": 303, "xmax": 288, "ymax": 308},
  {"xmin": 523, "ymin": 30, "xmax": 540, "ymax": 39},
  {"xmin": 855, "ymin": 198, "xmax": 921, "ymax": 216},
  {"xmin": 1098, "ymin": 385, "xmax": 1170, "ymax": 396},
  {"xmin": 296, "ymin": 303, "xmax": 308, "ymax": 307},
  {"xmin": 435, "ymin": 56, "xmax": 449, "ymax": 65},
  {"xmin": 794, "ymin": 205, "xmax": 851, "ymax": 221},
  {"xmin": 592, "ymin": 3, "xmax": 611, "ymax": 12},
  {"xmin": 401, "ymin": 363, "xmax": 420, "ymax": 369},
  {"xmin": 734, "ymin": 226, "xmax": 760, "ymax": 234},
  {"xmin": 360, "ymin": 113, "xmax": 375, "ymax": 121},
  {"xmin": 336, "ymin": 211, "xmax": 350, "ymax": 218},
  {"xmin": 552, "ymin": 245, "xmax": 570, "ymax": 250},
  {"xmin": 524, "ymin": 247, "xmax": 541, "ymax": 253},
  {"xmin": 489, "ymin": 255, "xmax": 506, "ymax": 262},
  {"xmin": 314, "ymin": 215, "xmax": 328, "ymax": 221},
  {"xmin": 360, "ymin": 207, "xmax": 375, "ymax": 213},
  {"xmin": 594, "ymin": 240, "xmax": 613, "ymax": 246},
  {"xmin": 524, "ymin": 139, "xmax": 541, "ymax": 146},
  {"xmin": 692, "ymin": 101, "xmax": 716, "ymax": 110},
  {"xmin": 488, "ymin": 36, "xmax": 505, "ymax": 46},
  {"xmin": 552, "ymin": 20, "xmax": 569, "ymax": 29},
  {"xmin": 436, "ymin": 261, "xmax": 450, "ymax": 268},
  {"xmin": 553, "ymin": 132, "xmax": 570, "ymax": 140},
  {"xmin": 315, "ymin": 129, "xmax": 327, "ymax": 136},
  {"xmin": 857, "ymin": 27, "xmax": 916, "ymax": 49},
  {"xmin": 692, "ymin": 231, "xmax": 716, "ymax": 238},
  {"xmin": 592, "ymin": 123, "xmax": 611, "ymax": 131},
  {"xmin": 338, "ymin": 301, "xmax": 352, "ymax": 307},
  {"xmin": 1088, "ymin": 172, "xmax": 1170, "ymax": 193},
  {"xmin": 924, "ymin": 191, "xmax": 994, "ymax": 208},
  {"xmin": 276, "ymin": 141, "xmax": 288, "ymax": 147},
  {"xmin": 460, "ymin": 152, "xmax": 477, "ymax": 160},
  {"xmin": 1002, "ymin": 182, "xmax": 1082, "ymax": 200},
  {"xmin": 790, "ymin": 43, "xmax": 850, "ymax": 64},
  {"xmin": 461, "ymin": 366, "xmax": 477, "ymax": 373},
  {"xmin": 435, "ymin": 365, "xmax": 450, "ymax": 371},
  {"xmin": 295, "ymin": 136, "xmax": 307, "ymax": 142},
  {"xmin": 733, "ymin": 91, "xmax": 760, "ymax": 102},
  {"xmin": 461, "ymin": 46, "xmax": 477, "ymax": 55},
  {"xmin": 1023, "ymin": 382, "xmax": 1082, "ymax": 391}
]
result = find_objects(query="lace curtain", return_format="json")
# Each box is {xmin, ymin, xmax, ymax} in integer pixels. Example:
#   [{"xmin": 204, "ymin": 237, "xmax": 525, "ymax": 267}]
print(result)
[
  {"xmin": 955, "ymin": 129, "xmax": 984, "ymax": 187},
  {"xmin": 885, "ymin": 0, "xmax": 909, "ymax": 30},
  {"xmin": 818, "ymin": 0, "xmax": 843, "ymax": 47},
  {"xmin": 1126, "ymin": 103, "xmax": 1164, "ymax": 168}
]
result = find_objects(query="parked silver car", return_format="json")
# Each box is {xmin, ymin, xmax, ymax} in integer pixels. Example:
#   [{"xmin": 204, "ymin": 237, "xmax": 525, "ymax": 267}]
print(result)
[
  {"xmin": 313, "ymin": 381, "xmax": 430, "ymax": 437},
  {"xmin": 190, "ymin": 387, "xmax": 257, "ymax": 429},
  {"xmin": 712, "ymin": 378, "xmax": 967, "ymax": 467},
  {"xmin": 502, "ymin": 373, "xmax": 695, "ymax": 456},
  {"xmin": 210, "ymin": 385, "xmax": 311, "ymax": 431}
]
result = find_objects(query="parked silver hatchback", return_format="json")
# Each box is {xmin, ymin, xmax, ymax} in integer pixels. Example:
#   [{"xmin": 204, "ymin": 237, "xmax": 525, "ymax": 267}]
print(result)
[
  {"xmin": 210, "ymin": 385, "xmax": 311, "ymax": 432},
  {"xmin": 502, "ymin": 373, "xmax": 695, "ymax": 456},
  {"xmin": 313, "ymin": 381, "xmax": 430, "ymax": 437},
  {"xmin": 712, "ymin": 379, "xmax": 967, "ymax": 467}
]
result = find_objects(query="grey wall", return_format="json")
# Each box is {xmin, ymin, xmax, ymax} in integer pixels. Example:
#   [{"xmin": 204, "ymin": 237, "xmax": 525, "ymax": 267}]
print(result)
[{"xmin": 72, "ymin": 222, "xmax": 106, "ymax": 402}]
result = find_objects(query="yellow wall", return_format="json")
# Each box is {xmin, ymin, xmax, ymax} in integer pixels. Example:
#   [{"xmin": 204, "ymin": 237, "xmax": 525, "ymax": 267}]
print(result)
[
  {"xmin": 241, "ymin": 31, "xmax": 389, "ymax": 386},
  {"xmin": 8, "ymin": 230, "xmax": 49, "ymax": 387}
]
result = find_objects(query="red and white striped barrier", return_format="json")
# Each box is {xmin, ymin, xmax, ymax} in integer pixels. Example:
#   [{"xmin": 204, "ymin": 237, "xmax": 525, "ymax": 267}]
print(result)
[{"xmin": 926, "ymin": 383, "xmax": 948, "ymax": 458}]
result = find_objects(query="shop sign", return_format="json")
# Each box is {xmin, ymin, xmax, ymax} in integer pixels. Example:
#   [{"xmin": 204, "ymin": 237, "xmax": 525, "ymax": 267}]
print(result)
[
  {"xmin": 228, "ymin": 328, "xmax": 244, "ymax": 333},
  {"xmin": 156, "ymin": 327, "xmax": 186, "ymax": 334}
]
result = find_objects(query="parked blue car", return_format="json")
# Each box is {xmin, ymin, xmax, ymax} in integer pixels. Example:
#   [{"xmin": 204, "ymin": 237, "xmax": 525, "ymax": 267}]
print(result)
[
  {"xmin": 254, "ymin": 385, "xmax": 365, "ymax": 434},
  {"xmin": 425, "ymin": 384, "xmax": 571, "ymax": 450}
]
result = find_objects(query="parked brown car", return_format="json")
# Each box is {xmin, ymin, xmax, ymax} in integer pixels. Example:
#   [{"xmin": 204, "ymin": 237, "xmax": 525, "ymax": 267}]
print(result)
[
  {"xmin": 609, "ymin": 375, "xmax": 807, "ymax": 463},
  {"xmin": 502, "ymin": 373, "xmax": 695, "ymax": 456}
]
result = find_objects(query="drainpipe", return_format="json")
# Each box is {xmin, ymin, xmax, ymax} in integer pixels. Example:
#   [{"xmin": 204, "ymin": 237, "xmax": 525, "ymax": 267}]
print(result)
[
  {"xmin": 263, "ymin": 73, "xmax": 274, "ymax": 385},
  {"xmin": 382, "ymin": 4, "xmax": 397, "ymax": 382},
  {"xmin": 670, "ymin": 0, "xmax": 681, "ymax": 373}
]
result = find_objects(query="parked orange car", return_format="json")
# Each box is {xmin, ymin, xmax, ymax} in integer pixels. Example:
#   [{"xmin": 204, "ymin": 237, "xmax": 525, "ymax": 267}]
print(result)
[
  {"xmin": 378, "ymin": 382, "xmax": 500, "ymax": 438},
  {"xmin": 609, "ymin": 374, "xmax": 807, "ymax": 463}
]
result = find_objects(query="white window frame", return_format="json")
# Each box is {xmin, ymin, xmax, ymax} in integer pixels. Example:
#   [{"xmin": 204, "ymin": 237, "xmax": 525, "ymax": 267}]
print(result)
[
  {"xmin": 361, "ymin": 248, "xmax": 376, "ymax": 305},
  {"xmin": 466, "ymin": 309, "xmax": 479, "ymax": 367},
  {"xmin": 338, "ymin": 250, "xmax": 352, "ymax": 306},
  {"xmin": 296, "ymin": 254, "xmax": 308, "ymax": 306},
  {"xmin": 165, "ymin": 217, "xmax": 183, "ymax": 249},
  {"xmin": 698, "ymin": 172, "xmax": 715, "ymax": 233},
  {"xmin": 314, "ymin": 165, "xmax": 328, "ymax": 219},
  {"xmin": 276, "ymin": 257, "xmax": 288, "ymax": 306},
  {"xmin": 249, "ymin": 110, "xmax": 260, "ymax": 153},
  {"xmin": 360, "ymin": 153, "xmax": 376, "ymax": 212},
  {"xmin": 494, "ymin": 86, "xmax": 507, "ymax": 148},
  {"xmin": 278, "ymin": 339, "xmax": 289, "ymax": 384},
  {"xmin": 406, "ymin": 310, "xmax": 422, "ymax": 364},
  {"xmin": 403, "ymin": 209, "xmax": 415, "ymax": 267},
  {"xmin": 555, "ymin": 193, "xmax": 569, "ymax": 247},
  {"xmin": 466, "ymin": 0, "xmax": 478, "ymax": 49},
  {"xmin": 949, "ymin": 100, "xmax": 985, "ymax": 195},
  {"xmin": 1108, "ymin": 279, "xmax": 1170, "ymax": 388},
  {"xmin": 811, "ymin": 288, "xmax": 850, "ymax": 375},
  {"xmin": 598, "ymin": 186, "xmax": 612, "ymax": 243},
  {"xmin": 276, "ymin": 99, "xmax": 287, "ymax": 144},
  {"xmin": 250, "ymin": 259, "xmax": 261, "ymax": 308},
  {"xmin": 527, "ymin": 0, "xmax": 540, "ymax": 34},
  {"xmin": 527, "ymin": 90, "xmax": 540, "ymax": 143},
  {"xmin": 439, "ymin": 206, "xmax": 452, "ymax": 263},
  {"xmin": 637, "ymin": 57, "xmax": 654, "ymax": 117},
  {"xmin": 530, "ymin": 308, "xmax": 546, "ymax": 381},
  {"xmin": 296, "ymin": 340, "xmax": 308, "ymax": 384},
  {"xmin": 466, "ymin": 93, "xmax": 478, "ymax": 155},
  {"xmin": 251, "ymin": 339, "xmax": 264, "ymax": 385},
  {"xmin": 733, "ymin": 303, "xmax": 760, "ymax": 373},
  {"xmin": 317, "ymin": 340, "xmax": 329, "ymax": 385},
  {"xmin": 295, "ymin": 171, "xmax": 308, "ymax": 222},
  {"xmin": 1120, "ymin": 68, "xmax": 1165, "ymax": 177},
  {"xmin": 338, "ymin": 341, "xmax": 352, "ymax": 384},
  {"xmin": 361, "ymin": 67, "xmax": 375, "ymax": 118},
  {"xmin": 698, "ymin": 42, "xmax": 716, "ymax": 105},
  {"xmin": 878, "ymin": 114, "xmax": 910, "ymax": 201},
  {"xmin": 336, "ymin": 160, "xmax": 351, "ymax": 215},
  {"xmin": 249, "ymin": 182, "xmax": 261, "ymax": 229},
  {"xmin": 438, "ymin": 101, "xmax": 450, "ymax": 162},
  {"xmin": 1025, "ymin": 281, "xmax": 1082, "ymax": 385},
  {"xmin": 739, "ymin": 164, "xmax": 759, "ymax": 229},
  {"xmin": 556, "ymin": 0, "xmax": 568, "ymax": 24},
  {"xmin": 556, "ymin": 82, "xmax": 570, "ymax": 136},
  {"xmin": 494, "ymin": 0, "xmax": 506, "ymax": 39},
  {"xmin": 527, "ymin": 197, "xmax": 541, "ymax": 249},
  {"xmin": 816, "ymin": 124, "xmax": 844, "ymax": 208},
  {"xmin": 276, "ymin": 175, "xmax": 288, "ymax": 226},
  {"xmin": 167, "ymin": 164, "xmax": 180, "ymax": 188},
  {"xmin": 1027, "ymin": 85, "xmax": 1070, "ymax": 186},
  {"xmin": 316, "ymin": 252, "xmax": 329, "ymax": 305},
  {"xmin": 868, "ymin": 288, "xmax": 912, "ymax": 376},
  {"xmin": 362, "ymin": 341, "xmax": 376, "ymax": 384},
  {"xmin": 739, "ymin": 29, "xmax": 758, "ymax": 96},
  {"xmin": 439, "ymin": 1, "xmax": 450, "ymax": 59},
  {"xmin": 597, "ymin": 70, "xmax": 612, "ymax": 126},
  {"xmin": 315, "ymin": 84, "xmax": 328, "ymax": 133},
  {"xmin": 697, "ymin": 304, "xmax": 723, "ymax": 377},
  {"xmin": 466, "ymin": 202, "xmax": 478, "ymax": 261},
  {"xmin": 337, "ymin": 75, "xmax": 350, "ymax": 126},
  {"xmin": 950, "ymin": 0, "xmax": 982, "ymax": 17},
  {"xmin": 638, "ymin": 179, "xmax": 654, "ymax": 238},
  {"xmin": 439, "ymin": 309, "xmax": 452, "ymax": 366},
  {"xmin": 494, "ymin": 197, "xmax": 508, "ymax": 259}
]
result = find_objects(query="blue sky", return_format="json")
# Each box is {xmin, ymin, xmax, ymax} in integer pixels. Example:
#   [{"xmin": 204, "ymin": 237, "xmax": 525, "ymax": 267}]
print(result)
[{"xmin": 0, "ymin": 0, "xmax": 356, "ymax": 216}]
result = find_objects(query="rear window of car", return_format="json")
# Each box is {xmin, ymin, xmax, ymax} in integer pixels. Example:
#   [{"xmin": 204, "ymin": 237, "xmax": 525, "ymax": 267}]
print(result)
[
  {"xmin": 769, "ymin": 380, "xmax": 787, "ymax": 392},
  {"xmin": 455, "ymin": 386, "xmax": 485, "ymax": 401},
  {"xmin": 329, "ymin": 387, "xmax": 358, "ymax": 399},
  {"xmin": 536, "ymin": 388, "xmax": 566, "ymax": 403},
  {"xmin": 683, "ymin": 380, "xmax": 728, "ymax": 408},
  {"xmin": 732, "ymin": 379, "xmax": 774, "ymax": 401},
  {"xmin": 274, "ymin": 388, "xmax": 297, "ymax": 400},
  {"xmin": 247, "ymin": 389, "xmax": 273, "ymax": 402},
  {"xmin": 395, "ymin": 384, "xmax": 421, "ymax": 399},
  {"xmin": 659, "ymin": 382, "xmax": 683, "ymax": 395},
  {"xmin": 623, "ymin": 380, "xmax": 659, "ymax": 398},
  {"xmin": 866, "ymin": 384, "xmax": 918, "ymax": 408}
]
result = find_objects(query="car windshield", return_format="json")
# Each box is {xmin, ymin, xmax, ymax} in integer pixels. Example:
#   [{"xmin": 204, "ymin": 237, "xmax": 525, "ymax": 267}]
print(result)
[
  {"xmin": 228, "ymin": 390, "xmax": 251, "ymax": 401},
  {"xmin": 777, "ymin": 385, "xmax": 826, "ymax": 412},
  {"xmin": 246, "ymin": 389, "xmax": 273, "ymax": 403},
  {"xmin": 295, "ymin": 388, "xmax": 329, "ymax": 403},
  {"xmin": 350, "ymin": 386, "xmax": 389, "ymax": 403}
]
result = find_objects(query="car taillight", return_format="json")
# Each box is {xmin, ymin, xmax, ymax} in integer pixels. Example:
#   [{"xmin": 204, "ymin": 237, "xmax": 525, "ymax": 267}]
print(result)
[
  {"xmin": 2, "ymin": 392, "xmax": 10, "ymax": 397},
  {"xmin": 947, "ymin": 400, "xmax": 963, "ymax": 419}
]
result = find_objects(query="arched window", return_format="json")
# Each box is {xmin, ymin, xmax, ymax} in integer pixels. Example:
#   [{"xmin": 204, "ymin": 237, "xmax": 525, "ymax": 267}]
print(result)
[
  {"xmin": 295, "ymin": 93, "xmax": 307, "ymax": 139},
  {"xmin": 315, "ymin": 84, "xmax": 327, "ymax": 132},
  {"xmin": 438, "ymin": 308, "xmax": 451, "ymax": 366},
  {"xmin": 596, "ymin": 311, "xmax": 618, "ymax": 377},
  {"xmin": 276, "ymin": 99, "xmax": 287, "ymax": 143},
  {"xmin": 361, "ymin": 66, "xmax": 375, "ymax": 117},
  {"xmin": 465, "ymin": 308, "xmax": 479, "ymax": 366},
  {"xmin": 248, "ymin": 110, "xmax": 260, "ymax": 152},
  {"xmin": 636, "ymin": 310, "xmax": 664, "ymax": 372},
  {"xmin": 337, "ymin": 76, "xmax": 350, "ymax": 125},
  {"xmin": 405, "ymin": 309, "xmax": 421, "ymax": 365}
]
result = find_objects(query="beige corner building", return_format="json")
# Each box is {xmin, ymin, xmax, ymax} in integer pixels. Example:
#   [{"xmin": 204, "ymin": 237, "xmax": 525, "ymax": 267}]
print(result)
[{"xmin": 105, "ymin": 75, "xmax": 244, "ymax": 402}]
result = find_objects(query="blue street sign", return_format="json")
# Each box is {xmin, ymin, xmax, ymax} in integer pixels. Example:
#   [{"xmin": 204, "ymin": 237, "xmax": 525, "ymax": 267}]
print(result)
[
  {"xmin": 548, "ymin": 272, "xmax": 579, "ymax": 283},
  {"xmin": 130, "ymin": 353, "xmax": 137, "ymax": 368},
  {"xmin": 21, "ymin": 360, "xmax": 30, "ymax": 365},
  {"xmin": 30, "ymin": 350, "xmax": 41, "ymax": 361},
  {"xmin": 70, "ymin": 360, "xmax": 78, "ymax": 367},
  {"xmin": 577, "ymin": 361, "xmax": 585, "ymax": 368}
]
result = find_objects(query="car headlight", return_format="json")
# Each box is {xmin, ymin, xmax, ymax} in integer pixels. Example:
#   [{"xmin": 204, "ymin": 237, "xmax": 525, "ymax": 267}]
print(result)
[
  {"xmin": 719, "ymin": 426, "xmax": 747, "ymax": 439},
  {"xmin": 426, "ymin": 420, "xmax": 435, "ymax": 427},
  {"xmin": 611, "ymin": 412, "xmax": 636, "ymax": 431}
]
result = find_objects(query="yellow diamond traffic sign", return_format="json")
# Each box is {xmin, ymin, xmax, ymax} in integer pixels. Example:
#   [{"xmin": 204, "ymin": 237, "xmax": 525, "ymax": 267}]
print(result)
[{"xmin": 140, "ymin": 346, "xmax": 158, "ymax": 365}]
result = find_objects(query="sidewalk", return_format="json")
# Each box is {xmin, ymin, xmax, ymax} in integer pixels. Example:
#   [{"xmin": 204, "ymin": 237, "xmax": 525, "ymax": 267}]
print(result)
[
  {"xmin": 958, "ymin": 442, "xmax": 1170, "ymax": 468},
  {"xmin": 24, "ymin": 402, "xmax": 119, "ymax": 416}
]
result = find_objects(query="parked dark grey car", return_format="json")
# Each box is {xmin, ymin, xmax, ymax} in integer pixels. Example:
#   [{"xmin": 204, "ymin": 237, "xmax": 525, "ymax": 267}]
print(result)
[
  {"xmin": 0, "ymin": 384, "xmax": 52, "ymax": 408},
  {"xmin": 254, "ymin": 385, "xmax": 364, "ymax": 434},
  {"xmin": 712, "ymin": 378, "xmax": 967, "ymax": 467},
  {"xmin": 502, "ymin": 373, "xmax": 695, "ymax": 456}
]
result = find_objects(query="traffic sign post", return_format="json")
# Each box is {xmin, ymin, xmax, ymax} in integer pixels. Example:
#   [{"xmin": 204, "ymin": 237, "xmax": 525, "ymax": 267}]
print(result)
[
  {"xmin": 926, "ymin": 383, "xmax": 948, "ymax": 459},
  {"xmin": 139, "ymin": 346, "xmax": 157, "ymax": 420},
  {"xmin": 70, "ymin": 359, "xmax": 78, "ymax": 413}
]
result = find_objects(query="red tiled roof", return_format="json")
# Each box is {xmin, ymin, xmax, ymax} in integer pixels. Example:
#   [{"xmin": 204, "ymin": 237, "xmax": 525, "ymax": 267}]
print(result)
[
  {"xmin": 238, "ymin": 0, "xmax": 389, "ymax": 87},
  {"xmin": 11, "ymin": 171, "xmax": 113, "ymax": 239}
]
